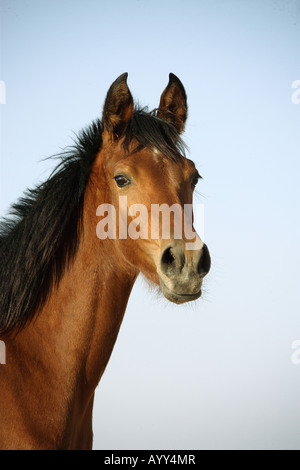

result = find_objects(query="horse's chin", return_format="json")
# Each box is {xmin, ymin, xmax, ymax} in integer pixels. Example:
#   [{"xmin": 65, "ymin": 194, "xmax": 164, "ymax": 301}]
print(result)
[{"xmin": 159, "ymin": 279, "xmax": 202, "ymax": 304}]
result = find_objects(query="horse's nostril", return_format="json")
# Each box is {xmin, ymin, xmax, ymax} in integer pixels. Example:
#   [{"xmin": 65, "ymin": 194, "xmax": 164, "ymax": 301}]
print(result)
[
  {"xmin": 198, "ymin": 244, "xmax": 211, "ymax": 276},
  {"xmin": 161, "ymin": 247, "xmax": 176, "ymax": 273},
  {"xmin": 161, "ymin": 246, "xmax": 185, "ymax": 275}
]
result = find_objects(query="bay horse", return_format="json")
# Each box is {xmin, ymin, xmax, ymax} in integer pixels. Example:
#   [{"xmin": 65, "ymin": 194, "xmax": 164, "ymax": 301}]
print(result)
[{"xmin": 0, "ymin": 73, "xmax": 211, "ymax": 450}]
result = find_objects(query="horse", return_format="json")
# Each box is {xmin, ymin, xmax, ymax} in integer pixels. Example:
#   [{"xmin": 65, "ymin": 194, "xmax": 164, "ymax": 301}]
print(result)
[{"xmin": 0, "ymin": 73, "xmax": 211, "ymax": 450}]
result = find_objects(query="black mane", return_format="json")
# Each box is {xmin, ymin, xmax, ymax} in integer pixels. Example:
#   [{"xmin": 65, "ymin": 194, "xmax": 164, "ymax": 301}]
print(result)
[{"xmin": 0, "ymin": 108, "xmax": 185, "ymax": 336}]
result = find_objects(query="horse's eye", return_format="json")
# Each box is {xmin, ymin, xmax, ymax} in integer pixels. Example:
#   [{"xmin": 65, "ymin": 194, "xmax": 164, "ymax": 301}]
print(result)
[
  {"xmin": 114, "ymin": 175, "xmax": 130, "ymax": 188},
  {"xmin": 192, "ymin": 175, "xmax": 200, "ymax": 188}
]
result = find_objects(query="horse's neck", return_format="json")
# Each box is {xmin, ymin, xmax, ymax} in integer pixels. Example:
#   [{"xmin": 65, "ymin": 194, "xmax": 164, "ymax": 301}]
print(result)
[
  {"xmin": 6, "ymin": 182, "xmax": 137, "ymax": 447},
  {"xmin": 35, "ymin": 235, "xmax": 136, "ymax": 391}
]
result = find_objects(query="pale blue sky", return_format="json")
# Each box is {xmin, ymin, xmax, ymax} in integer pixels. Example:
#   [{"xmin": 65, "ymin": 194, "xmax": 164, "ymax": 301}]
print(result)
[{"xmin": 1, "ymin": 0, "xmax": 300, "ymax": 450}]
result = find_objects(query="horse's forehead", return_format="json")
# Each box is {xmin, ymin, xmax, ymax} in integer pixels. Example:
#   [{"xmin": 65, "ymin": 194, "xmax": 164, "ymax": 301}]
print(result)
[{"xmin": 112, "ymin": 147, "xmax": 195, "ymax": 178}]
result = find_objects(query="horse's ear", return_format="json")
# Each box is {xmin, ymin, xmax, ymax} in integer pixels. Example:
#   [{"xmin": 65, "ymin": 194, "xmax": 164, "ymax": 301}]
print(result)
[
  {"xmin": 158, "ymin": 73, "xmax": 187, "ymax": 133},
  {"xmin": 102, "ymin": 73, "xmax": 134, "ymax": 139}
]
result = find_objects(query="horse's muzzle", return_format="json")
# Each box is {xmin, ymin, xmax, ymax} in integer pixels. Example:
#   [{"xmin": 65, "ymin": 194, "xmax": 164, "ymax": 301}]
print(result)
[{"xmin": 157, "ymin": 242, "xmax": 211, "ymax": 304}]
